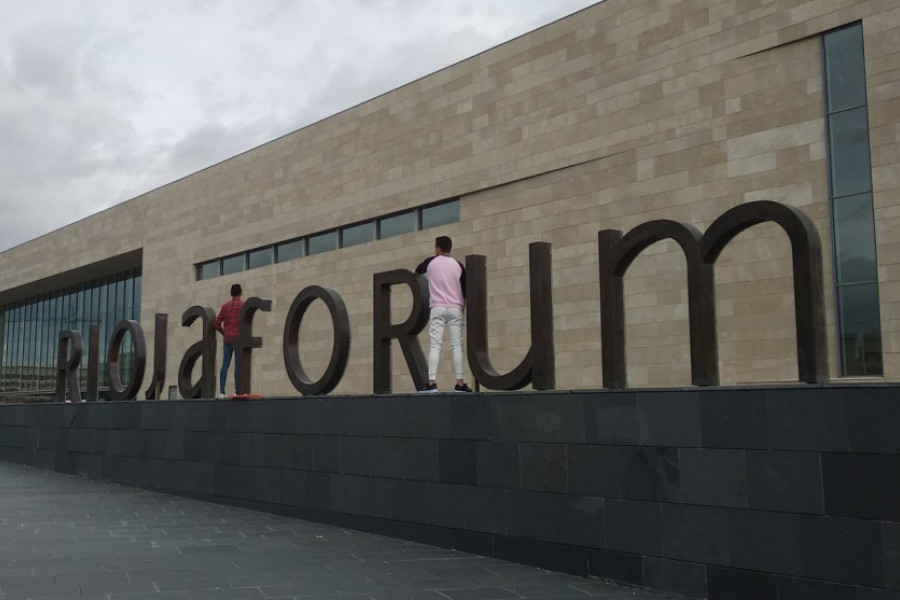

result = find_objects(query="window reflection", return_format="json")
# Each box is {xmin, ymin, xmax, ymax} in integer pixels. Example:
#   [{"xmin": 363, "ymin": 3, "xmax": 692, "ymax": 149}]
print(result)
[
  {"xmin": 421, "ymin": 200, "xmax": 460, "ymax": 229},
  {"xmin": 248, "ymin": 247, "xmax": 274, "ymax": 269},
  {"xmin": 341, "ymin": 222, "xmax": 375, "ymax": 247},
  {"xmin": 833, "ymin": 194, "xmax": 877, "ymax": 283},
  {"xmin": 221, "ymin": 255, "xmax": 245, "ymax": 275},
  {"xmin": 0, "ymin": 269, "xmax": 142, "ymax": 401},
  {"xmin": 308, "ymin": 231, "xmax": 339, "ymax": 255},
  {"xmin": 379, "ymin": 212, "xmax": 416, "ymax": 238},
  {"xmin": 838, "ymin": 283, "xmax": 884, "ymax": 376},
  {"xmin": 823, "ymin": 25, "xmax": 867, "ymax": 112},
  {"xmin": 828, "ymin": 107, "xmax": 872, "ymax": 198},
  {"xmin": 823, "ymin": 22, "xmax": 882, "ymax": 377},
  {"xmin": 198, "ymin": 261, "xmax": 220, "ymax": 280},
  {"xmin": 276, "ymin": 240, "xmax": 304, "ymax": 262}
]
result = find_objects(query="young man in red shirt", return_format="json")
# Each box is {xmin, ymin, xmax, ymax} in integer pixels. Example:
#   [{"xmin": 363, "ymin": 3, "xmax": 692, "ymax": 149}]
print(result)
[{"xmin": 215, "ymin": 283, "xmax": 243, "ymax": 398}]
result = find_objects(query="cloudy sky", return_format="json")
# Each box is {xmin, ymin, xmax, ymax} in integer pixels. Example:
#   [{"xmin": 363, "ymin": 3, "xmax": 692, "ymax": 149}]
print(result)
[{"xmin": 0, "ymin": 0, "xmax": 598, "ymax": 252}]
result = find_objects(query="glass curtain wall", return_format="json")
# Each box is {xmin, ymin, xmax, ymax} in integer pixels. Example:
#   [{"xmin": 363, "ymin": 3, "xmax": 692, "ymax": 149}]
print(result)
[
  {"xmin": 822, "ymin": 23, "xmax": 883, "ymax": 376},
  {"xmin": 0, "ymin": 269, "xmax": 142, "ymax": 400}
]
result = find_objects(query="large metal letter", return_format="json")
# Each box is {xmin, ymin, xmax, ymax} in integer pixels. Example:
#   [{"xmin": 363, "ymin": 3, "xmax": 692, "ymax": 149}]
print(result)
[
  {"xmin": 598, "ymin": 221, "xmax": 715, "ymax": 389},
  {"xmin": 144, "ymin": 314, "xmax": 168, "ymax": 399},
  {"xmin": 86, "ymin": 325, "xmax": 99, "ymax": 402},
  {"xmin": 598, "ymin": 200, "xmax": 828, "ymax": 389},
  {"xmin": 467, "ymin": 241, "xmax": 555, "ymax": 390},
  {"xmin": 55, "ymin": 331, "xmax": 82, "ymax": 403},
  {"xmin": 107, "ymin": 320, "xmax": 147, "ymax": 401},
  {"xmin": 701, "ymin": 200, "xmax": 828, "ymax": 384},
  {"xmin": 178, "ymin": 306, "xmax": 217, "ymax": 399},
  {"xmin": 233, "ymin": 297, "xmax": 272, "ymax": 395},
  {"xmin": 283, "ymin": 286, "xmax": 350, "ymax": 396},
  {"xmin": 372, "ymin": 269, "xmax": 429, "ymax": 394}
]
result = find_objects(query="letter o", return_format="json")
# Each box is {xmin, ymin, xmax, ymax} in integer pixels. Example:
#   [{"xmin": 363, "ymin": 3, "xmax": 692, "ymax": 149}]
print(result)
[
  {"xmin": 108, "ymin": 320, "xmax": 147, "ymax": 401},
  {"xmin": 283, "ymin": 286, "xmax": 350, "ymax": 395}
]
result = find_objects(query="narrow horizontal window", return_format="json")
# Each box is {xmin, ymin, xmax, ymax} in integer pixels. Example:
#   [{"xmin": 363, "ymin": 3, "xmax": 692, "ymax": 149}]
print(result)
[
  {"xmin": 421, "ymin": 199, "xmax": 460, "ymax": 229},
  {"xmin": 221, "ymin": 254, "xmax": 245, "ymax": 275},
  {"xmin": 276, "ymin": 240, "xmax": 304, "ymax": 263},
  {"xmin": 379, "ymin": 211, "xmax": 416, "ymax": 239},
  {"xmin": 198, "ymin": 261, "xmax": 220, "ymax": 280},
  {"xmin": 341, "ymin": 222, "xmax": 375, "ymax": 247},
  {"xmin": 308, "ymin": 231, "xmax": 338, "ymax": 255},
  {"xmin": 248, "ymin": 247, "xmax": 274, "ymax": 269}
]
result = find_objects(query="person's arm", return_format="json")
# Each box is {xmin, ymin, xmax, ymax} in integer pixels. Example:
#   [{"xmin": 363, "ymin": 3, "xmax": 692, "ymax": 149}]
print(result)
[
  {"xmin": 214, "ymin": 306, "xmax": 225, "ymax": 335},
  {"xmin": 414, "ymin": 256, "xmax": 434, "ymax": 274},
  {"xmin": 458, "ymin": 261, "xmax": 466, "ymax": 299}
]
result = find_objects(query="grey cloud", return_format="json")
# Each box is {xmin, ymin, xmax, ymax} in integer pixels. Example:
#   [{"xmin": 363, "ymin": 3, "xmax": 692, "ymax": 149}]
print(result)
[
  {"xmin": 0, "ymin": 1, "xmax": 599, "ymax": 251},
  {"xmin": 9, "ymin": 20, "xmax": 83, "ymax": 99}
]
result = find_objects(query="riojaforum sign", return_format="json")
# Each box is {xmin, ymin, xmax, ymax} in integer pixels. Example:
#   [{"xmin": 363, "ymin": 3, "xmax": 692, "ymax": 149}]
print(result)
[{"xmin": 54, "ymin": 200, "xmax": 829, "ymax": 401}]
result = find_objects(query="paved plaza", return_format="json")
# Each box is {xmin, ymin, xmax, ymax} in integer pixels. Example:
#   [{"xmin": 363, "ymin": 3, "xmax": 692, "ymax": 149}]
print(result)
[{"xmin": 0, "ymin": 461, "xmax": 668, "ymax": 600}]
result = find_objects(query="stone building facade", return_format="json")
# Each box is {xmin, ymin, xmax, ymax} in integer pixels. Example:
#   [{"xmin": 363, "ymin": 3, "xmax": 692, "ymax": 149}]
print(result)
[{"xmin": 0, "ymin": 0, "xmax": 897, "ymax": 399}]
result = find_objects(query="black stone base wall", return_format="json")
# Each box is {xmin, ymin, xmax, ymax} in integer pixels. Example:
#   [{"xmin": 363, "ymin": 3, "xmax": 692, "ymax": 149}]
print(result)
[{"xmin": 1, "ymin": 385, "xmax": 898, "ymax": 600}]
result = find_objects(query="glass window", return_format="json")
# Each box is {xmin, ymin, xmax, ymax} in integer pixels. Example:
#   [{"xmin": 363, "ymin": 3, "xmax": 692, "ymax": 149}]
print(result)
[
  {"xmin": 76, "ymin": 287, "xmax": 85, "ymax": 327},
  {"xmin": 61, "ymin": 293, "xmax": 71, "ymax": 331},
  {"xmin": 833, "ymin": 194, "xmax": 877, "ymax": 284},
  {"xmin": 221, "ymin": 254, "xmax": 245, "ymax": 275},
  {"xmin": 198, "ymin": 261, "xmax": 220, "ymax": 280},
  {"xmin": 13, "ymin": 306, "xmax": 22, "ymax": 386},
  {"xmin": 1, "ymin": 314, "xmax": 9, "ymax": 391},
  {"xmin": 276, "ymin": 239, "xmax": 304, "ymax": 262},
  {"xmin": 82, "ymin": 287, "xmax": 92, "ymax": 338},
  {"xmin": 341, "ymin": 222, "xmax": 375, "ymax": 247},
  {"xmin": 421, "ymin": 200, "xmax": 460, "ymax": 229},
  {"xmin": 379, "ymin": 211, "xmax": 417, "ymax": 239},
  {"xmin": 89, "ymin": 282, "xmax": 100, "ymax": 324},
  {"xmin": 828, "ymin": 107, "xmax": 872, "ymax": 198},
  {"xmin": 823, "ymin": 23, "xmax": 881, "ymax": 377},
  {"xmin": 308, "ymin": 231, "xmax": 338, "ymax": 255},
  {"xmin": 837, "ymin": 283, "xmax": 883, "ymax": 376},
  {"xmin": 105, "ymin": 284, "xmax": 116, "ymax": 346},
  {"xmin": 248, "ymin": 247, "xmax": 274, "ymax": 269},
  {"xmin": 133, "ymin": 273, "xmax": 142, "ymax": 320},
  {"xmin": 98, "ymin": 284, "xmax": 108, "ymax": 371},
  {"xmin": 115, "ymin": 278, "xmax": 126, "ymax": 325},
  {"xmin": 824, "ymin": 25, "xmax": 867, "ymax": 112},
  {"xmin": 124, "ymin": 279, "xmax": 135, "ymax": 328},
  {"xmin": 49, "ymin": 297, "xmax": 58, "ymax": 357},
  {"xmin": 35, "ymin": 301, "xmax": 44, "ymax": 388},
  {"xmin": 43, "ymin": 298, "xmax": 53, "ymax": 389},
  {"xmin": 24, "ymin": 303, "xmax": 33, "ymax": 390}
]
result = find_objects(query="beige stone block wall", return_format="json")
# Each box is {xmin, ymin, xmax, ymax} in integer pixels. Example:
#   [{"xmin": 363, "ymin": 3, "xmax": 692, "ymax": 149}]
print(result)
[{"xmin": 0, "ymin": 0, "xmax": 898, "ymax": 395}]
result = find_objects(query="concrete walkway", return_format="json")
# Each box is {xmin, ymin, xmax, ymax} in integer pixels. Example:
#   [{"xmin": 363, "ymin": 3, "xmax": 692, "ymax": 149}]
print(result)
[{"xmin": 0, "ymin": 462, "xmax": 667, "ymax": 600}]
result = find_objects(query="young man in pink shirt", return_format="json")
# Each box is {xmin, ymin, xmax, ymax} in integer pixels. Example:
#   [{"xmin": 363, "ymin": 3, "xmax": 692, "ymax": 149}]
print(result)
[{"xmin": 414, "ymin": 236, "xmax": 473, "ymax": 393}]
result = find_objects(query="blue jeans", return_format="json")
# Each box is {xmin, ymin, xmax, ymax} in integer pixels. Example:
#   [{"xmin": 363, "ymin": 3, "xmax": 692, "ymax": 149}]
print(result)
[{"xmin": 220, "ymin": 344, "xmax": 239, "ymax": 394}]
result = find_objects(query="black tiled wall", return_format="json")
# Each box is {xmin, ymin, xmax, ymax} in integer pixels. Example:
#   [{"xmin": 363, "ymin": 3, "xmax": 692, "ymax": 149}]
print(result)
[{"xmin": 0, "ymin": 385, "xmax": 898, "ymax": 600}]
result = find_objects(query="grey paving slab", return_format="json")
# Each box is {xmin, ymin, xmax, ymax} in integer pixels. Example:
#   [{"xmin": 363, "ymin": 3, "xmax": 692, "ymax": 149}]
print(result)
[{"xmin": 0, "ymin": 462, "xmax": 667, "ymax": 600}]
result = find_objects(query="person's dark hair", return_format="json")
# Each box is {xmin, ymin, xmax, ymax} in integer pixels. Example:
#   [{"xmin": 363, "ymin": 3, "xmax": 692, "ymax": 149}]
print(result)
[
  {"xmin": 230, "ymin": 284, "xmax": 242, "ymax": 297},
  {"xmin": 435, "ymin": 236, "xmax": 452, "ymax": 253}
]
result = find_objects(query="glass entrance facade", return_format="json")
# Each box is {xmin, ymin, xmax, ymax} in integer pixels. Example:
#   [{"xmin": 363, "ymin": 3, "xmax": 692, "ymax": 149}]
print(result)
[{"xmin": 0, "ymin": 269, "xmax": 142, "ymax": 401}]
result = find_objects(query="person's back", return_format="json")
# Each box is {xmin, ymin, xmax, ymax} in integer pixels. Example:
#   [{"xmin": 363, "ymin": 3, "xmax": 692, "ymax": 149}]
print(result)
[
  {"xmin": 215, "ymin": 284, "xmax": 244, "ymax": 397},
  {"xmin": 425, "ymin": 254, "xmax": 464, "ymax": 310},
  {"xmin": 414, "ymin": 236, "xmax": 471, "ymax": 393},
  {"xmin": 216, "ymin": 296, "xmax": 243, "ymax": 344}
]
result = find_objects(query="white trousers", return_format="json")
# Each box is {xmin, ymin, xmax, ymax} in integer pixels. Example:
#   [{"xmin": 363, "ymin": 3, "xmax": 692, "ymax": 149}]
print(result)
[{"xmin": 427, "ymin": 306, "xmax": 465, "ymax": 380}]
